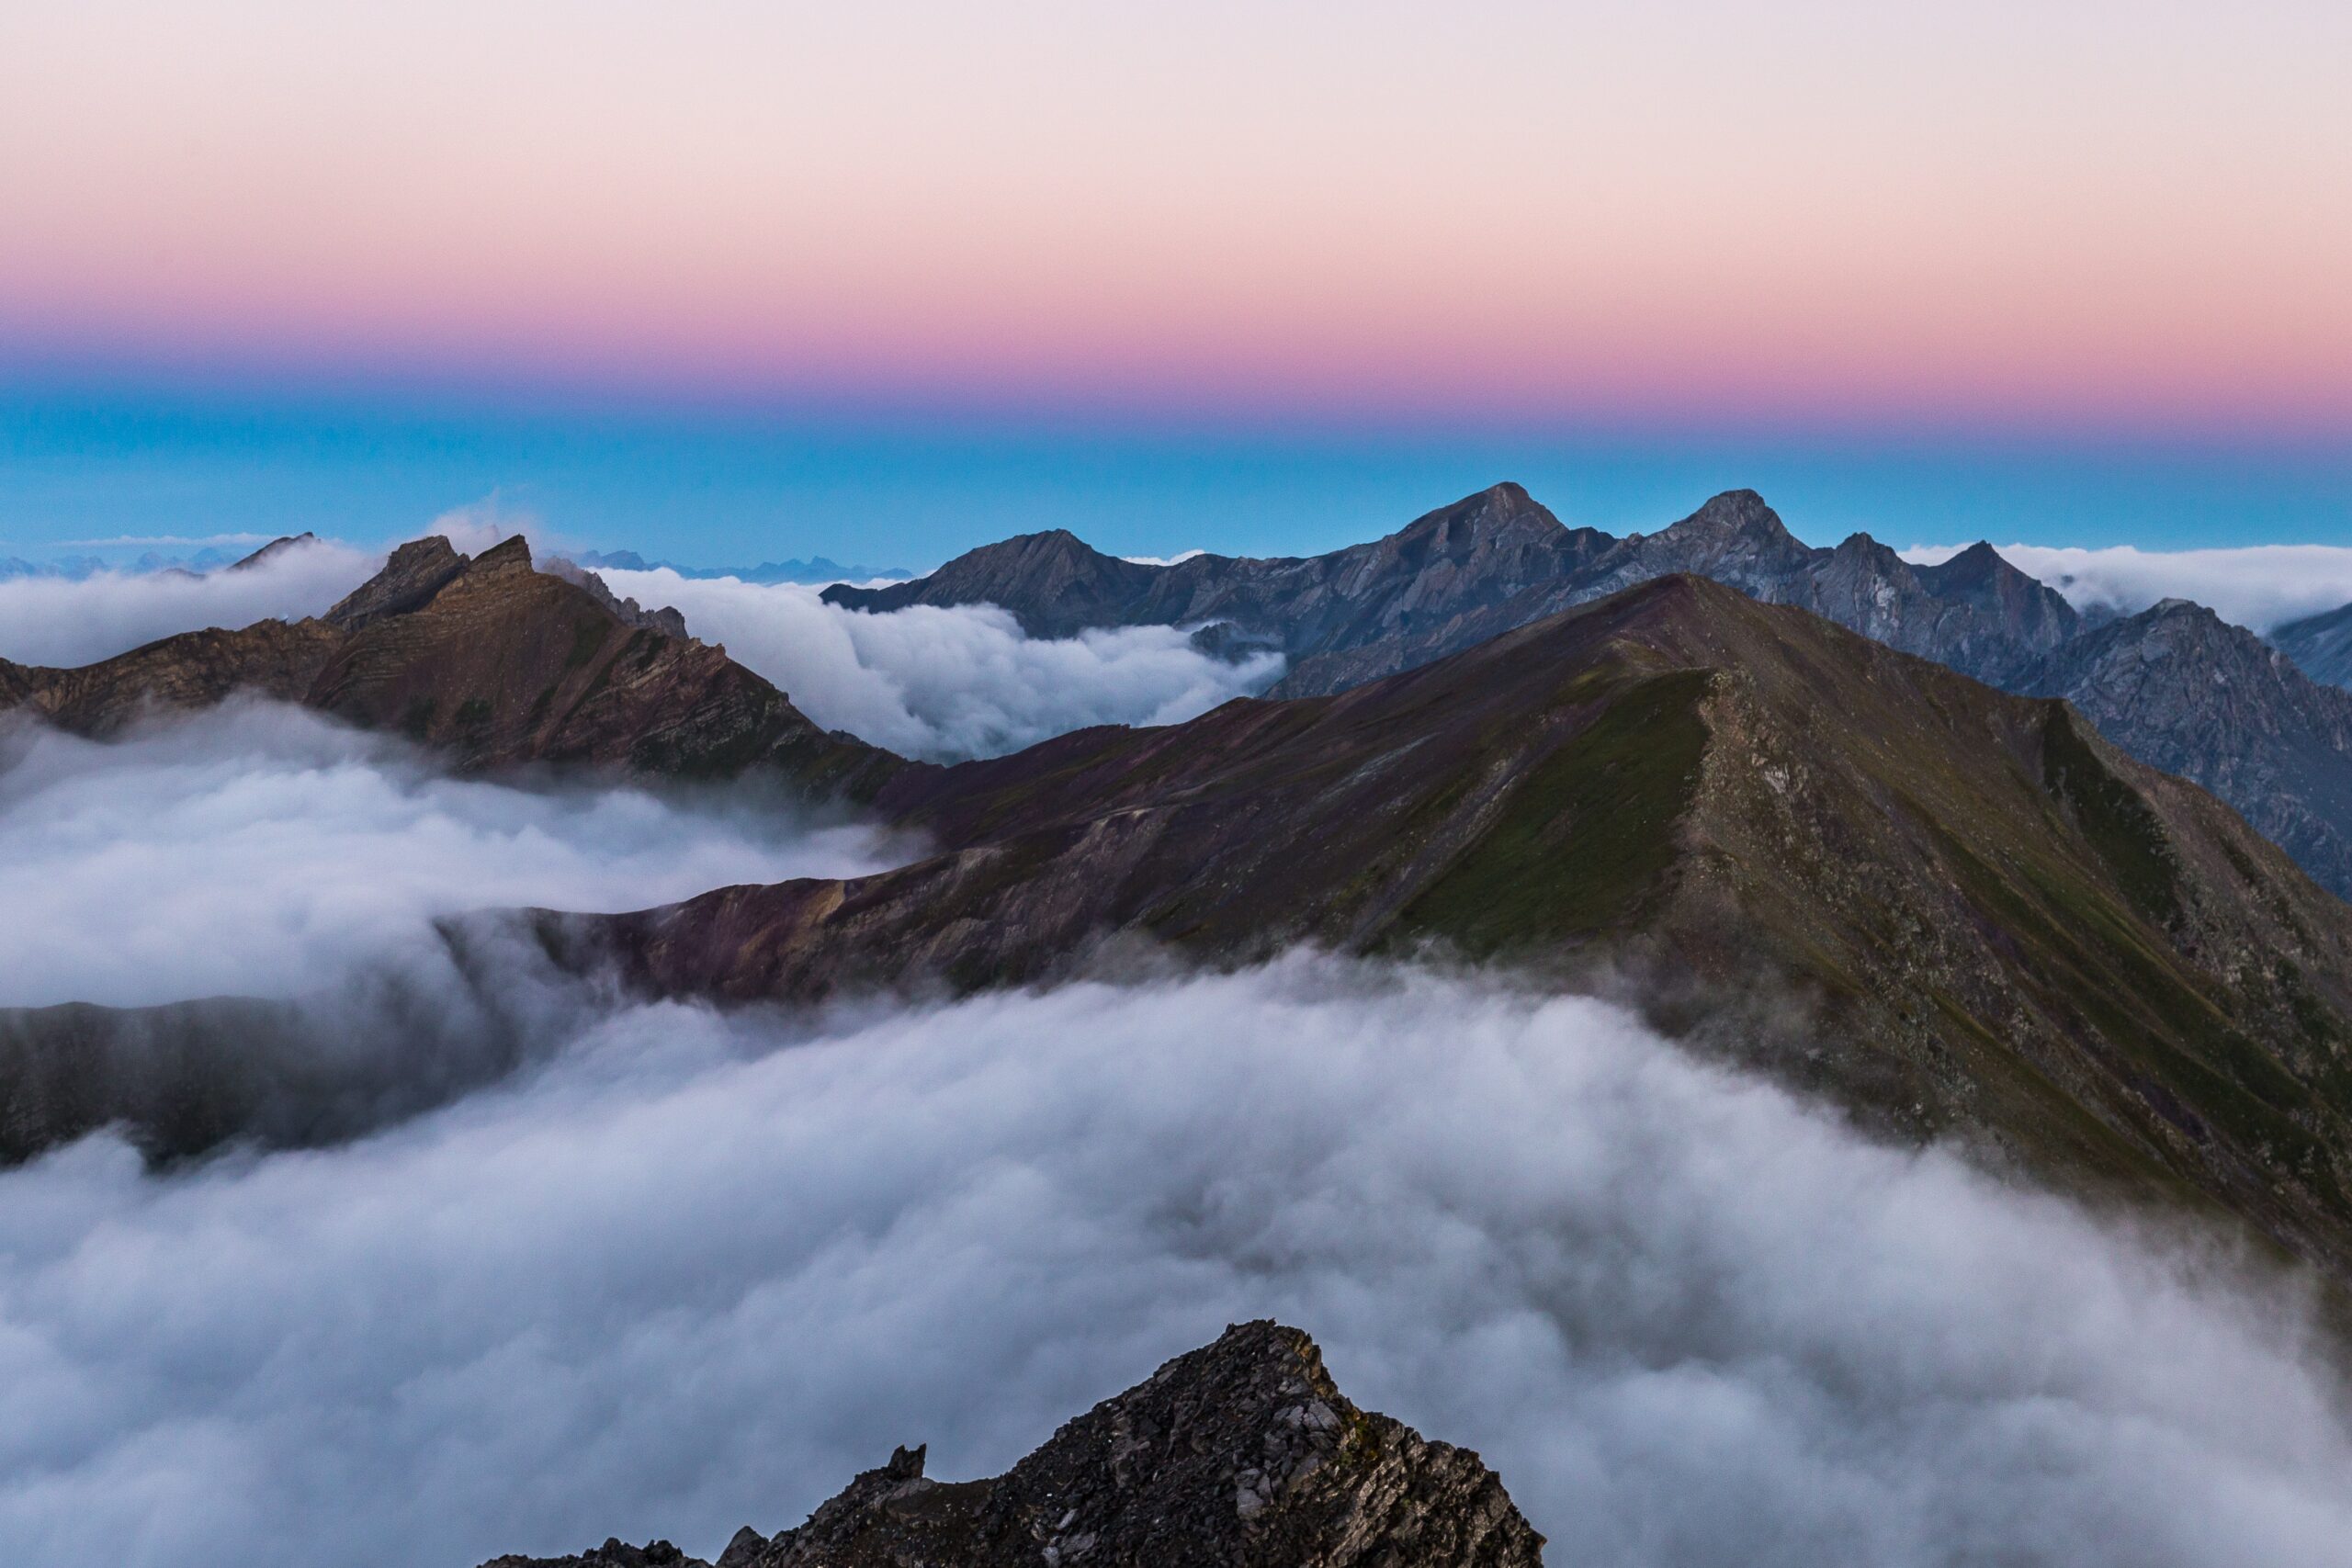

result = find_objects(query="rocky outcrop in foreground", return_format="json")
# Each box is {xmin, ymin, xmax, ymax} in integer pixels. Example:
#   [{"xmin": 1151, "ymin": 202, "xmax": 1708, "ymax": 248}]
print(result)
[{"xmin": 477, "ymin": 1321, "xmax": 1544, "ymax": 1568}]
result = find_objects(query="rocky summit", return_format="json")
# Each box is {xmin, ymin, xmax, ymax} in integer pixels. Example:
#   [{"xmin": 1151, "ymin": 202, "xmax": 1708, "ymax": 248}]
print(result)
[
  {"xmin": 0, "ymin": 533, "xmax": 897, "ymax": 795},
  {"xmin": 476, "ymin": 1321, "xmax": 1544, "ymax": 1568}
]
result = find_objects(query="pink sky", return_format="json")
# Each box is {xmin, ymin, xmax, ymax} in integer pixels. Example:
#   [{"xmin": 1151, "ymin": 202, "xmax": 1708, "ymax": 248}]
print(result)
[{"xmin": 4, "ymin": 0, "xmax": 2347, "ymax": 436}]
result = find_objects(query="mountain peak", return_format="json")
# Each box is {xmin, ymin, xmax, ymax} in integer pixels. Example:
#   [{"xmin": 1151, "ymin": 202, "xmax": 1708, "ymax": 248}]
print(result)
[
  {"xmin": 487, "ymin": 1321, "xmax": 1545, "ymax": 1568},
  {"xmin": 468, "ymin": 534, "xmax": 536, "ymax": 576},
  {"xmin": 325, "ymin": 536, "xmax": 469, "ymax": 629},
  {"xmin": 228, "ymin": 532, "xmax": 319, "ymax": 571},
  {"xmin": 821, "ymin": 526, "xmax": 1158, "ymax": 637},
  {"xmin": 1679, "ymin": 488, "xmax": 1790, "ymax": 539}
]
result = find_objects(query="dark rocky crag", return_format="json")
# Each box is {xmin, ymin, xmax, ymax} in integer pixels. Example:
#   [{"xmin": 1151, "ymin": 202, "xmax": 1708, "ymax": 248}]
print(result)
[
  {"xmin": 477, "ymin": 1321, "xmax": 1544, "ymax": 1568},
  {"xmin": 2276, "ymin": 601, "xmax": 2352, "ymax": 692},
  {"xmin": 827, "ymin": 485, "xmax": 2352, "ymax": 900},
  {"xmin": 2026, "ymin": 599, "xmax": 2352, "ymax": 901},
  {"xmin": 556, "ymin": 578, "xmax": 2352, "ymax": 1280},
  {"xmin": 0, "ymin": 534, "xmax": 898, "ymax": 795}
]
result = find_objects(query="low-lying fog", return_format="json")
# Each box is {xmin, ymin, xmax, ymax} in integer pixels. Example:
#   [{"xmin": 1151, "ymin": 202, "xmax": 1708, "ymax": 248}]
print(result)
[
  {"xmin": 594, "ymin": 565, "xmax": 1283, "ymax": 760},
  {"xmin": 0, "ymin": 702, "xmax": 902, "ymax": 1010},
  {"xmin": 4, "ymin": 961, "xmax": 2349, "ymax": 1565},
  {"xmin": 0, "ymin": 539, "xmax": 383, "ymax": 668}
]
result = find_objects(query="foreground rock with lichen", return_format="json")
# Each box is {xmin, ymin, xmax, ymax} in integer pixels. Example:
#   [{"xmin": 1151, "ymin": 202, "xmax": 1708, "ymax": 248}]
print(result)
[{"xmin": 476, "ymin": 1321, "xmax": 1544, "ymax": 1568}]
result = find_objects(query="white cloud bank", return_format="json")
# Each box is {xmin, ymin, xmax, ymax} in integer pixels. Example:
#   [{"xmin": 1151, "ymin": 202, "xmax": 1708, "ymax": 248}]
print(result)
[
  {"xmin": 0, "ymin": 701, "xmax": 902, "ymax": 1010},
  {"xmin": 1903, "ymin": 541, "xmax": 2352, "ymax": 633},
  {"xmin": 1, "ymin": 957, "xmax": 2346, "ymax": 1568},
  {"xmin": 0, "ymin": 538, "xmax": 383, "ymax": 668},
  {"xmin": 598, "ymin": 566, "xmax": 1283, "ymax": 761}
]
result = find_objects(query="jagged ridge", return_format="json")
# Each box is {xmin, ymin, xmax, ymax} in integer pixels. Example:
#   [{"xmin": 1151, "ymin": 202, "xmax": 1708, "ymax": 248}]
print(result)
[
  {"xmin": 829, "ymin": 485, "xmax": 2352, "ymax": 900},
  {"xmin": 477, "ymin": 1321, "xmax": 1544, "ymax": 1568},
  {"xmin": 0, "ymin": 534, "xmax": 898, "ymax": 795},
  {"xmin": 554, "ymin": 576, "xmax": 2352, "ymax": 1279}
]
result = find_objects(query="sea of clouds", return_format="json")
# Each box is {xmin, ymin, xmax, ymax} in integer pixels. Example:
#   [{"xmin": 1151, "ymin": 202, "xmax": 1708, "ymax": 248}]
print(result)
[
  {"xmin": 0, "ymin": 538, "xmax": 384, "ymax": 668},
  {"xmin": 6, "ymin": 532, "xmax": 2352, "ymax": 1568},
  {"xmin": 2, "ymin": 958, "xmax": 2348, "ymax": 1567},
  {"xmin": 0, "ymin": 536, "xmax": 1282, "ymax": 763},
  {"xmin": 1903, "ymin": 541, "xmax": 2352, "ymax": 634},
  {"xmin": 0, "ymin": 701, "xmax": 903, "ymax": 1010},
  {"xmin": 594, "ymin": 566, "xmax": 1283, "ymax": 761}
]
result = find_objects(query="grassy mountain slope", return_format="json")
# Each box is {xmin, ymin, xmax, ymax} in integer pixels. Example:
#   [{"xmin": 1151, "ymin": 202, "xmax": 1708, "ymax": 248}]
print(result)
[{"xmin": 562, "ymin": 577, "xmax": 2352, "ymax": 1275}]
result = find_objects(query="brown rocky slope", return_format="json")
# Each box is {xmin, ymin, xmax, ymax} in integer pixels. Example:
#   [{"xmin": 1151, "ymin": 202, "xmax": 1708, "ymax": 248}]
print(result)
[
  {"xmin": 477, "ymin": 1321, "xmax": 1544, "ymax": 1568},
  {"xmin": 0, "ymin": 533, "xmax": 898, "ymax": 794},
  {"xmin": 550, "ymin": 576, "xmax": 2352, "ymax": 1280}
]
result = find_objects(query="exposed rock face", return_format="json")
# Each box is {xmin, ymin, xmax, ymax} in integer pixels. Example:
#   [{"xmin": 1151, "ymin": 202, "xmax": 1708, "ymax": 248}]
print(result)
[
  {"xmin": 544, "ymin": 555, "xmax": 693, "ymax": 639},
  {"xmin": 0, "ymin": 534, "xmax": 898, "ymax": 795},
  {"xmin": 552, "ymin": 578, "xmax": 2352, "ymax": 1280},
  {"xmin": 479, "ymin": 1322, "xmax": 1544, "ymax": 1568},
  {"xmin": 2029, "ymin": 600, "xmax": 2352, "ymax": 903},
  {"xmin": 828, "ymin": 482, "xmax": 1615, "ymax": 660},
  {"xmin": 328, "ymin": 536, "xmax": 470, "ymax": 630},
  {"xmin": 2276, "ymin": 601, "xmax": 2352, "ymax": 691},
  {"xmin": 829, "ymin": 483, "xmax": 2352, "ymax": 901},
  {"xmin": 482, "ymin": 1540, "xmax": 705, "ymax": 1568}
]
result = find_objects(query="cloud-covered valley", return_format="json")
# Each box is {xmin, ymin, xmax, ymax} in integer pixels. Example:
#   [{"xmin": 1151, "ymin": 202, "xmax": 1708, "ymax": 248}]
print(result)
[
  {"xmin": 5, "ymin": 532, "xmax": 2351, "ymax": 1568},
  {"xmin": 0, "ymin": 539, "xmax": 1283, "ymax": 764},
  {"xmin": 3, "ymin": 959, "xmax": 2348, "ymax": 1567},
  {"xmin": 0, "ymin": 701, "xmax": 901, "ymax": 1010},
  {"xmin": 596, "ymin": 566, "xmax": 1284, "ymax": 760},
  {"xmin": 0, "ymin": 539, "xmax": 384, "ymax": 669}
]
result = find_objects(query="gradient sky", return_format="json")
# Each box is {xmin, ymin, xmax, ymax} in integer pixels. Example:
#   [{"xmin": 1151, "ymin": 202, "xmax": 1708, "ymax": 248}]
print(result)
[{"xmin": 2, "ymin": 0, "xmax": 2346, "ymax": 563}]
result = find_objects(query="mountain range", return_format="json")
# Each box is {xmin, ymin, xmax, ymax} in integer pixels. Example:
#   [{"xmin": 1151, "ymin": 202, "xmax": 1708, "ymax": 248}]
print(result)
[
  {"xmin": 479, "ymin": 1321, "xmax": 1544, "ymax": 1568},
  {"xmin": 825, "ymin": 485, "xmax": 2352, "ymax": 899},
  {"xmin": 558, "ymin": 570, "xmax": 2352, "ymax": 1278},
  {"xmin": 576, "ymin": 548, "xmax": 912, "ymax": 584},
  {"xmin": 7, "ymin": 516, "xmax": 2352, "ymax": 1288}
]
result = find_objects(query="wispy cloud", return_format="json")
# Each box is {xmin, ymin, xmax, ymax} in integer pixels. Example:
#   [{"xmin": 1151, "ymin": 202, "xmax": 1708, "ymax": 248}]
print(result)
[
  {"xmin": 42, "ymin": 533, "xmax": 277, "ymax": 550},
  {"xmin": 1904, "ymin": 541, "xmax": 2352, "ymax": 632},
  {"xmin": 0, "ymin": 536, "xmax": 379, "ymax": 667}
]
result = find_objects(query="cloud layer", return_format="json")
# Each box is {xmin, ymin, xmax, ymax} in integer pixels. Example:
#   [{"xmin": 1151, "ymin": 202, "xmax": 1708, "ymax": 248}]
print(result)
[
  {"xmin": 3, "ymin": 957, "xmax": 2346, "ymax": 1568},
  {"xmin": 1905, "ymin": 541, "xmax": 2352, "ymax": 633},
  {"xmin": 598, "ymin": 566, "xmax": 1283, "ymax": 761},
  {"xmin": 0, "ymin": 538, "xmax": 382, "ymax": 668},
  {"xmin": 0, "ymin": 701, "xmax": 900, "ymax": 1009}
]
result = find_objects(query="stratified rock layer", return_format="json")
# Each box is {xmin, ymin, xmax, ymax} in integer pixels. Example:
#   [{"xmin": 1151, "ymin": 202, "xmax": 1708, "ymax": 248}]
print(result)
[{"xmin": 480, "ymin": 1322, "xmax": 1545, "ymax": 1568}]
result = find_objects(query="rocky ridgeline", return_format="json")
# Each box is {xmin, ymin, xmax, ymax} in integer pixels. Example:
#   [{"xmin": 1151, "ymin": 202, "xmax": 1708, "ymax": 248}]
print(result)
[
  {"xmin": 477, "ymin": 1322, "xmax": 1544, "ymax": 1568},
  {"xmin": 826, "ymin": 484, "xmax": 2352, "ymax": 900},
  {"xmin": 0, "ymin": 533, "xmax": 894, "ymax": 795}
]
